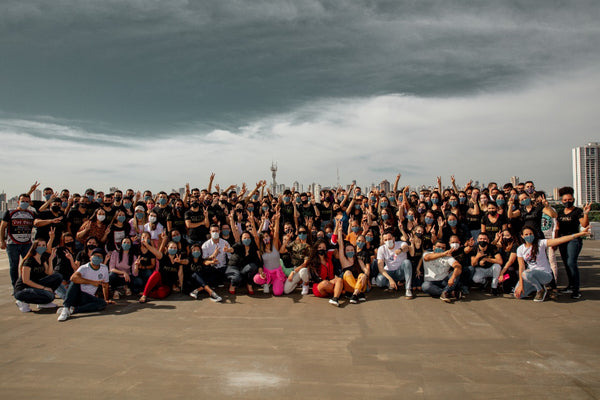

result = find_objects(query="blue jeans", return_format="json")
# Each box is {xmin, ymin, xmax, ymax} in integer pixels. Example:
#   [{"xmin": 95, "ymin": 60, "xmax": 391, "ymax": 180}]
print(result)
[
  {"xmin": 7, "ymin": 243, "xmax": 31, "ymax": 288},
  {"xmin": 515, "ymin": 269, "xmax": 553, "ymax": 298},
  {"xmin": 226, "ymin": 263, "xmax": 259, "ymax": 287},
  {"xmin": 422, "ymin": 274, "xmax": 460, "ymax": 297},
  {"xmin": 14, "ymin": 273, "xmax": 62, "ymax": 304},
  {"xmin": 109, "ymin": 272, "xmax": 134, "ymax": 290},
  {"xmin": 63, "ymin": 282, "xmax": 106, "ymax": 314},
  {"xmin": 559, "ymin": 238, "xmax": 582, "ymax": 291},
  {"xmin": 375, "ymin": 260, "xmax": 412, "ymax": 289}
]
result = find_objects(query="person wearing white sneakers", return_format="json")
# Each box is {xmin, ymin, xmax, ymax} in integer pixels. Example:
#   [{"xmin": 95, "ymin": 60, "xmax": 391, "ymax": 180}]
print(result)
[
  {"xmin": 58, "ymin": 248, "xmax": 113, "ymax": 321},
  {"xmin": 14, "ymin": 239, "xmax": 62, "ymax": 312},
  {"xmin": 375, "ymin": 229, "xmax": 414, "ymax": 299}
]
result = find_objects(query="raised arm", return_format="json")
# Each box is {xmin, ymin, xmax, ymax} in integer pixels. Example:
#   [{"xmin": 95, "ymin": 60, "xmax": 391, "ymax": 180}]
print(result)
[{"xmin": 393, "ymin": 174, "xmax": 401, "ymax": 194}]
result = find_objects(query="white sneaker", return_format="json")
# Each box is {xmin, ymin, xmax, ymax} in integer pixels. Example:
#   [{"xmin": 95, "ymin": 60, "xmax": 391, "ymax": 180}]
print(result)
[
  {"xmin": 329, "ymin": 297, "xmax": 340, "ymax": 307},
  {"xmin": 57, "ymin": 306, "xmax": 71, "ymax": 322},
  {"xmin": 263, "ymin": 284, "xmax": 270, "ymax": 294},
  {"xmin": 16, "ymin": 300, "xmax": 31, "ymax": 313},
  {"xmin": 371, "ymin": 277, "xmax": 378, "ymax": 287},
  {"xmin": 405, "ymin": 289, "xmax": 413, "ymax": 299},
  {"xmin": 37, "ymin": 302, "xmax": 58, "ymax": 309},
  {"xmin": 210, "ymin": 292, "xmax": 223, "ymax": 302},
  {"xmin": 301, "ymin": 284, "xmax": 310, "ymax": 295},
  {"xmin": 190, "ymin": 289, "xmax": 199, "ymax": 299}
]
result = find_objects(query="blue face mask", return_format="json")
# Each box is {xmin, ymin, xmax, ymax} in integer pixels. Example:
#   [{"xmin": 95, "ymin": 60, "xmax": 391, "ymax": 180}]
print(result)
[
  {"xmin": 168, "ymin": 248, "xmax": 178, "ymax": 255},
  {"xmin": 36, "ymin": 246, "xmax": 47, "ymax": 255},
  {"xmin": 121, "ymin": 243, "xmax": 131, "ymax": 251},
  {"xmin": 91, "ymin": 255, "xmax": 102, "ymax": 265},
  {"xmin": 432, "ymin": 198, "xmax": 439, "ymax": 204},
  {"xmin": 370, "ymin": 196, "xmax": 376, "ymax": 201},
  {"xmin": 262, "ymin": 206, "xmax": 269, "ymax": 212},
  {"xmin": 136, "ymin": 212, "xmax": 145, "ymax": 220},
  {"xmin": 252, "ymin": 195, "xmax": 259, "ymax": 201},
  {"xmin": 434, "ymin": 248, "xmax": 444, "ymax": 253},
  {"xmin": 351, "ymin": 227, "xmax": 360, "ymax": 233},
  {"xmin": 496, "ymin": 199, "xmax": 506, "ymax": 206},
  {"xmin": 448, "ymin": 220, "xmax": 458, "ymax": 227},
  {"xmin": 381, "ymin": 214, "xmax": 389, "ymax": 220},
  {"xmin": 345, "ymin": 251, "xmax": 355, "ymax": 258},
  {"xmin": 172, "ymin": 235, "xmax": 181, "ymax": 243},
  {"xmin": 340, "ymin": 195, "xmax": 345, "ymax": 201},
  {"xmin": 449, "ymin": 200, "xmax": 458, "ymax": 208},
  {"xmin": 380, "ymin": 202, "xmax": 388, "ymax": 208},
  {"xmin": 523, "ymin": 234, "xmax": 535, "ymax": 243},
  {"xmin": 242, "ymin": 238, "xmax": 252, "ymax": 246},
  {"xmin": 407, "ymin": 214, "xmax": 414, "ymax": 221},
  {"xmin": 296, "ymin": 198, "xmax": 302, "ymax": 204},
  {"xmin": 326, "ymin": 232, "xmax": 332, "ymax": 239},
  {"xmin": 283, "ymin": 197, "xmax": 290, "ymax": 203},
  {"xmin": 192, "ymin": 250, "xmax": 202, "ymax": 258},
  {"xmin": 355, "ymin": 204, "xmax": 361, "ymax": 209},
  {"xmin": 298, "ymin": 233, "xmax": 307, "ymax": 241},
  {"xmin": 389, "ymin": 196, "xmax": 395, "ymax": 202},
  {"xmin": 87, "ymin": 195, "xmax": 94, "ymax": 202},
  {"xmin": 19, "ymin": 201, "xmax": 29, "ymax": 210},
  {"xmin": 356, "ymin": 241, "xmax": 365, "ymax": 249},
  {"xmin": 425, "ymin": 217, "xmax": 434, "ymax": 225},
  {"xmin": 222, "ymin": 229, "xmax": 230, "ymax": 236},
  {"xmin": 62, "ymin": 201, "xmax": 68, "ymax": 208},
  {"xmin": 123, "ymin": 202, "xmax": 132, "ymax": 209},
  {"xmin": 520, "ymin": 198, "xmax": 531, "ymax": 206},
  {"xmin": 44, "ymin": 194, "xmax": 52, "ymax": 201},
  {"xmin": 426, "ymin": 201, "xmax": 432, "ymax": 207},
  {"xmin": 158, "ymin": 198, "xmax": 167, "ymax": 205},
  {"xmin": 117, "ymin": 215, "xmax": 126, "ymax": 223},
  {"xmin": 247, "ymin": 207, "xmax": 254, "ymax": 212},
  {"xmin": 365, "ymin": 236, "xmax": 373, "ymax": 243}
]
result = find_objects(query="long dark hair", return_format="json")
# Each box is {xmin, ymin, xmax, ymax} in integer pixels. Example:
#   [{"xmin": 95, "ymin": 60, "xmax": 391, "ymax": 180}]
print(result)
[
  {"xmin": 20, "ymin": 239, "xmax": 46, "ymax": 268},
  {"xmin": 307, "ymin": 239, "xmax": 327, "ymax": 275},
  {"xmin": 521, "ymin": 225, "xmax": 539, "ymax": 262},
  {"xmin": 117, "ymin": 238, "xmax": 135, "ymax": 265}
]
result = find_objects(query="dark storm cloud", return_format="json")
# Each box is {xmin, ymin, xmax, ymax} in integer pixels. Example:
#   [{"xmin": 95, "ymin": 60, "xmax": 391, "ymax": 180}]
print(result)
[{"xmin": 1, "ymin": 0, "xmax": 599, "ymax": 135}]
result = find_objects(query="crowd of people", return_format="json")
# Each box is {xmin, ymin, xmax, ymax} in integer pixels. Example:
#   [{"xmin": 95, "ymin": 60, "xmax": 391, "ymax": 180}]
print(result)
[{"xmin": 0, "ymin": 174, "xmax": 592, "ymax": 322}]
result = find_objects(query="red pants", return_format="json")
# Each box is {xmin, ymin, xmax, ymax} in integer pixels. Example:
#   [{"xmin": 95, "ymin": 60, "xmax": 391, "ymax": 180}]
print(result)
[{"xmin": 142, "ymin": 271, "xmax": 172, "ymax": 299}]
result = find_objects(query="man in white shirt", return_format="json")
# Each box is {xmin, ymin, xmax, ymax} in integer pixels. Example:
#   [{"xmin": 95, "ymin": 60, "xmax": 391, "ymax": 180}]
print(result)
[
  {"xmin": 375, "ymin": 230, "xmax": 413, "ymax": 298},
  {"xmin": 422, "ymin": 240, "xmax": 463, "ymax": 303},
  {"xmin": 201, "ymin": 224, "xmax": 233, "ymax": 287},
  {"xmin": 58, "ymin": 248, "xmax": 113, "ymax": 321}
]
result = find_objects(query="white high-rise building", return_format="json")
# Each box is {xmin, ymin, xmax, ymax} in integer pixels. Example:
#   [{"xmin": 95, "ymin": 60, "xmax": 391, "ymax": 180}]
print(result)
[{"xmin": 573, "ymin": 142, "xmax": 600, "ymax": 206}]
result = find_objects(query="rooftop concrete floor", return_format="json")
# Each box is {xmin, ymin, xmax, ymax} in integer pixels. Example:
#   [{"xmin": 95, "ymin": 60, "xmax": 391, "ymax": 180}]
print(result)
[{"xmin": 1, "ymin": 242, "xmax": 599, "ymax": 399}]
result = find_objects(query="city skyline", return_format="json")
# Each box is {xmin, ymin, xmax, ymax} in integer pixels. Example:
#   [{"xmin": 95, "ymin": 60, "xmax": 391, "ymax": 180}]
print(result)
[{"xmin": 1, "ymin": 1, "xmax": 599, "ymax": 197}]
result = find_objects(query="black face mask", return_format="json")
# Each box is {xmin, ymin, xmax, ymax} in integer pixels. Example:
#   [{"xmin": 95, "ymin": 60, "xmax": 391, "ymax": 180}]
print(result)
[
  {"xmin": 415, "ymin": 232, "xmax": 423, "ymax": 239},
  {"xmin": 115, "ymin": 196, "xmax": 122, "ymax": 202},
  {"xmin": 501, "ymin": 238, "xmax": 512, "ymax": 246},
  {"xmin": 563, "ymin": 201, "xmax": 574, "ymax": 208},
  {"xmin": 51, "ymin": 205, "xmax": 61, "ymax": 212},
  {"xmin": 191, "ymin": 202, "xmax": 199, "ymax": 208},
  {"xmin": 479, "ymin": 242, "xmax": 489, "ymax": 248},
  {"xmin": 317, "ymin": 249, "xmax": 327, "ymax": 256}
]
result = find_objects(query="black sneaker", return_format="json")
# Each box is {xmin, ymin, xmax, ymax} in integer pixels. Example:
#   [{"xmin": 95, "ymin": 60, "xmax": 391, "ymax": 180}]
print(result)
[
  {"xmin": 349, "ymin": 294, "xmax": 359, "ymax": 304},
  {"xmin": 329, "ymin": 297, "xmax": 340, "ymax": 307},
  {"xmin": 358, "ymin": 293, "xmax": 366, "ymax": 302},
  {"xmin": 491, "ymin": 288, "xmax": 499, "ymax": 296},
  {"xmin": 559, "ymin": 287, "xmax": 573, "ymax": 294},
  {"xmin": 571, "ymin": 291, "xmax": 582, "ymax": 299}
]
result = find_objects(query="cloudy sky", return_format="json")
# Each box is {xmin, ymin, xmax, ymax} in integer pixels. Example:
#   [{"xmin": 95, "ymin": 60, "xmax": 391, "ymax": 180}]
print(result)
[{"xmin": 1, "ymin": 0, "xmax": 599, "ymax": 197}]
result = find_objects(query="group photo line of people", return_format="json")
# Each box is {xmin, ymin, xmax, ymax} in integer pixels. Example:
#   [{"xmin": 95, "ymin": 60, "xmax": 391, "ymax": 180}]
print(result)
[{"xmin": 0, "ymin": 174, "xmax": 592, "ymax": 322}]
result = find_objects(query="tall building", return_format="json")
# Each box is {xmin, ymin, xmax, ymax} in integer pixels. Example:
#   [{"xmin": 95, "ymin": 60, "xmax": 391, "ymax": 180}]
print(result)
[
  {"xmin": 292, "ymin": 181, "xmax": 300, "ymax": 193},
  {"xmin": 0, "ymin": 192, "xmax": 6, "ymax": 214},
  {"xmin": 32, "ymin": 189, "xmax": 42, "ymax": 202},
  {"xmin": 270, "ymin": 162, "xmax": 278, "ymax": 195},
  {"xmin": 510, "ymin": 176, "xmax": 520, "ymax": 187},
  {"xmin": 379, "ymin": 179, "xmax": 391, "ymax": 194},
  {"xmin": 573, "ymin": 142, "xmax": 600, "ymax": 206}
]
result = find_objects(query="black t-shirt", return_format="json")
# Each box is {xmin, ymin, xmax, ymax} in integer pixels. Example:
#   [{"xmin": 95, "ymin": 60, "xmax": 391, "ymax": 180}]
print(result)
[
  {"xmin": 557, "ymin": 207, "xmax": 584, "ymax": 236},
  {"xmin": 318, "ymin": 203, "xmax": 334, "ymax": 224},
  {"xmin": 53, "ymin": 246, "xmax": 75, "ymax": 282},
  {"xmin": 15, "ymin": 256, "xmax": 48, "ymax": 292},
  {"xmin": 105, "ymin": 224, "xmax": 130, "ymax": 252},
  {"xmin": 473, "ymin": 245, "xmax": 499, "ymax": 269},
  {"xmin": 159, "ymin": 256, "xmax": 181, "ymax": 287},
  {"xmin": 137, "ymin": 251, "xmax": 156, "ymax": 270},
  {"xmin": 520, "ymin": 204, "xmax": 544, "ymax": 236},
  {"xmin": 228, "ymin": 242, "xmax": 261, "ymax": 267},
  {"xmin": 481, "ymin": 213, "xmax": 507, "ymax": 241},
  {"xmin": 76, "ymin": 250, "xmax": 91, "ymax": 266},
  {"xmin": 451, "ymin": 246, "xmax": 473, "ymax": 268},
  {"xmin": 465, "ymin": 209, "xmax": 481, "ymax": 230},
  {"xmin": 34, "ymin": 210, "xmax": 65, "ymax": 241},
  {"xmin": 185, "ymin": 209, "xmax": 208, "ymax": 243},
  {"xmin": 280, "ymin": 203, "xmax": 295, "ymax": 226},
  {"xmin": 100, "ymin": 205, "xmax": 116, "ymax": 224},
  {"xmin": 154, "ymin": 205, "xmax": 172, "ymax": 228},
  {"xmin": 167, "ymin": 212, "xmax": 187, "ymax": 235},
  {"xmin": 66, "ymin": 208, "xmax": 87, "ymax": 236}
]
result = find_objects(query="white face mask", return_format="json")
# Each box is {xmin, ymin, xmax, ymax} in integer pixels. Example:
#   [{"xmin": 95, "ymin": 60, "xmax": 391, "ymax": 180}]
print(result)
[
  {"xmin": 148, "ymin": 216, "xmax": 157, "ymax": 223},
  {"xmin": 211, "ymin": 232, "xmax": 220, "ymax": 240},
  {"xmin": 450, "ymin": 243, "xmax": 460, "ymax": 250},
  {"xmin": 386, "ymin": 240, "xmax": 395, "ymax": 249},
  {"xmin": 97, "ymin": 215, "xmax": 106, "ymax": 222}
]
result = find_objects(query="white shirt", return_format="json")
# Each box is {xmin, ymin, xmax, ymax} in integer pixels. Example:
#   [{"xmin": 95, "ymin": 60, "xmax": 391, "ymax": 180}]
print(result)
[
  {"xmin": 201, "ymin": 238, "xmax": 229, "ymax": 268},
  {"xmin": 423, "ymin": 251, "xmax": 457, "ymax": 282},
  {"xmin": 376, "ymin": 241, "xmax": 408, "ymax": 271},
  {"xmin": 517, "ymin": 239, "xmax": 552, "ymax": 274},
  {"xmin": 77, "ymin": 263, "xmax": 109, "ymax": 296}
]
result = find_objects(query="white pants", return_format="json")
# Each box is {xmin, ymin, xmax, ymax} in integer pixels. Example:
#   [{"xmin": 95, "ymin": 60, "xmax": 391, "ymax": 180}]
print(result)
[{"xmin": 283, "ymin": 268, "xmax": 309, "ymax": 294}]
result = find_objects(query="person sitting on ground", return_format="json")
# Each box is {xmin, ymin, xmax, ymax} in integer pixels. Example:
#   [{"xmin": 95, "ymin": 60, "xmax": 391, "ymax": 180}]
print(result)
[
  {"xmin": 375, "ymin": 229, "xmax": 413, "ymax": 299},
  {"xmin": 57, "ymin": 247, "xmax": 114, "ymax": 321},
  {"xmin": 422, "ymin": 240, "xmax": 463, "ymax": 303}
]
